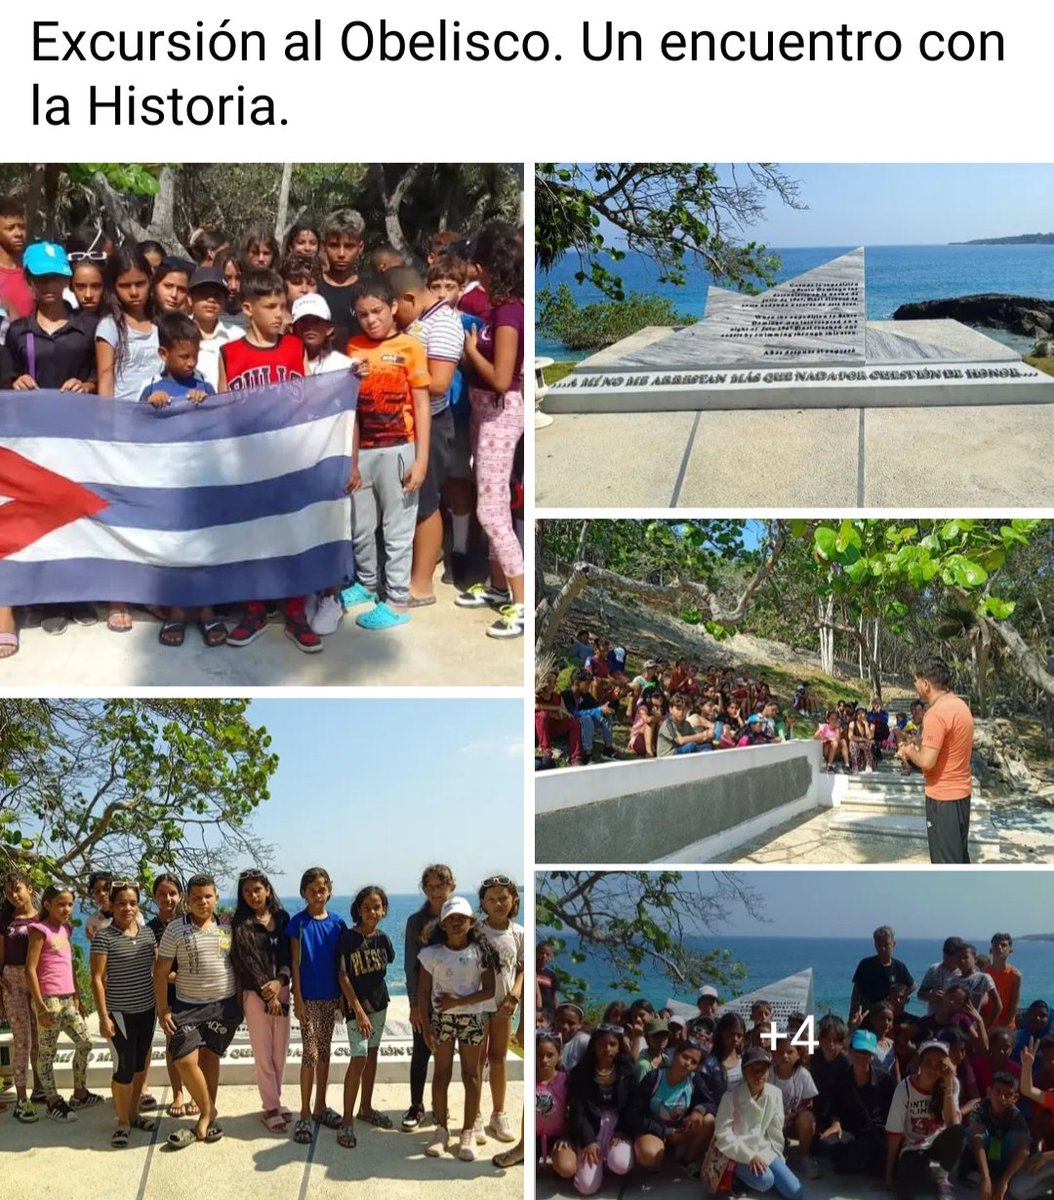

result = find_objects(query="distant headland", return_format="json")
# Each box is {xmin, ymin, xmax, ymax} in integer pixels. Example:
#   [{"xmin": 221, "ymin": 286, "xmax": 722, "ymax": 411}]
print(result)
[{"xmin": 950, "ymin": 233, "xmax": 1054, "ymax": 246}]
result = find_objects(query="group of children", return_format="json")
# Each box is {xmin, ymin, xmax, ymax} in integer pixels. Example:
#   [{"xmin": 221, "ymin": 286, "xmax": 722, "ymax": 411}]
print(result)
[
  {"xmin": 0, "ymin": 862, "xmax": 524, "ymax": 1165},
  {"xmin": 0, "ymin": 192, "xmax": 527, "ymax": 659},
  {"xmin": 813, "ymin": 697, "xmax": 926, "ymax": 774},
  {"xmin": 536, "ymin": 927, "xmax": 1054, "ymax": 1199},
  {"xmin": 535, "ymin": 637, "xmax": 796, "ymax": 768}
]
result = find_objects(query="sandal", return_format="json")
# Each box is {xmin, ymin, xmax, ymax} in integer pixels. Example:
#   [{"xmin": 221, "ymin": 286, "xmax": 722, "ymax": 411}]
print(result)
[
  {"xmin": 261, "ymin": 1110, "xmax": 288, "ymax": 1133},
  {"xmin": 358, "ymin": 1109, "xmax": 393, "ymax": 1129},
  {"xmin": 184, "ymin": 1101, "xmax": 200, "ymax": 1117},
  {"xmin": 107, "ymin": 606, "xmax": 133, "ymax": 633},
  {"xmin": 131, "ymin": 1115, "xmax": 156, "ymax": 1131},
  {"xmin": 203, "ymin": 1123, "xmax": 223, "ymax": 1143},
  {"xmin": 138, "ymin": 1093, "xmax": 159, "ymax": 1112},
  {"xmin": 159, "ymin": 620, "xmax": 186, "ymax": 647},
  {"xmin": 492, "ymin": 1148, "xmax": 524, "ymax": 1168},
  {"xmin": 198, "ymin": 619, "xmax": 228, "ymax": 647},
  {"xmin": 112, "ymin": 1127, "xmax": 131, "ymax": 1148},
  {"xmin": 294, "ymin": 1117, "xmax": 314, "ymax": 1144},
  {"xmin": 167, "ymin": 1102, "xmax": 186, "ymax": 1117},
  {"xmin": 0, "ymin": 631, "xmax": 19, "ymax": 660},
  {"xmin": 167, "ymin": 1128, "xmax": 197, "ymax": 1150},
  {"xmin": 337, "ymin": 1124, "xmax": 357, "ymax": 1148},
  {"xmin": 314, "ymin": 1107, "xmax": 342, "ymax": 1130}
]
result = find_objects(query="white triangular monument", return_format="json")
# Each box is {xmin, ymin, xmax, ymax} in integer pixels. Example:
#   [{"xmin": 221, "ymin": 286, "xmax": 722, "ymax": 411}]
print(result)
[{"xmin": 664, "ymin": 968, "xmax": 816, "ymax": 1028}]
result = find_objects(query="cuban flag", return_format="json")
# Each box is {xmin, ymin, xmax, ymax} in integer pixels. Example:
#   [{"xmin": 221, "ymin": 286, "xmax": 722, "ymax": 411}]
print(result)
[{"xmin": 0, "ymin": 372, "xmax": 356, "ymax": 606}]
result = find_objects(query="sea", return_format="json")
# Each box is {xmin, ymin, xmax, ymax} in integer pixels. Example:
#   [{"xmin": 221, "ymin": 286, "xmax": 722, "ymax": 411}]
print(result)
[
  {"xmin": 72, "ymin": 893, "xmax": 430, "ymax": 996},
  {"xmin": 535, "ymin": 244, "xmax": 1054, "ymax": 360},
  {"xmin": 547, "ymin": 935, "xmax": 1054, "ymax": 1017}
]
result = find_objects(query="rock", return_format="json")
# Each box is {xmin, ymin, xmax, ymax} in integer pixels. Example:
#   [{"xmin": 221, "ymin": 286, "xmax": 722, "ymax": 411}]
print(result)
[
  {"xmin": 893, "ymin": 294, "xmax": 1054, "ymax": 338},
  {"xmin": 1033, "ymin": 335, "xmax": 1054, "ymax": 358},
  {"xmin": 972, "ymin": 717, "xmax": 1043, "ymax": 794}
]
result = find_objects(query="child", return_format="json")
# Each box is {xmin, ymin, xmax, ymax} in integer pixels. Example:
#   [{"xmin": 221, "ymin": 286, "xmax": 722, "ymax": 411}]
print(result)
[
  {"xmin": 850, "ymin": 924, "xmax": 916, "ymax": 1015},
  {"xmin": 337, "ymin": 885, "xmax": 396, "ymax": 1147},
  {"xmin": 280, "ymin": 253, "xmax": 321, "ymax": 313},
  {"xmin": 136, "ymin": 239, "xmax": 166, "ymax": 271},
  {"xmin": 556, "ymin": 1002, "xmax": 592, "ymax": 1071},
  {"xmin": 215, "ymin": 249, "xmax": 245, "ymax": 323},
  {"xmin": 427, "ymin": 254, "xmax": 468, "ymax": 308},
  {"xmin": 70, "ymin": 257, "xmax": 105, "ymax": 316},
  {"xmin": 342, "ymin": 276, "xmax": 431, "ymax": 630},
  {"xmin": 536, "ymin": 1029, "xmax": 569, "ymax": 1166},
  {"xmin": 140, "ymin": 312, "xmax": 215, "ymax": 407},
  {"xmin": 959, "ymin": 942, "xmax": 1003, "ymax": 1027},
  {"xmin": 919, "ymin": 936, "xmax": 968, "ymax": 1013},
  {"xmin": 849, "ymin": 707, "xmax": 876, "ymax": 772},
  {"xmin": 477, "ymin": 874, "xmax": 525, "ymax": 1144},
  {"xmin": 749, "ymin": 999, "xmax": 774, "ymax": 1046},
  {"xmin": 812, "ymin": 1014, "xmax": 852, "ymax": 1146},
  {"xmin": 288, "ymin": 866, "xmax": 347, "ymax": 1144},
  {"xmin": 417, "ymin": 896, "xmax": 497, "ymax": 1161},
  {"xmin": 636, "ymin": 1018, "xmax": 672, "ymax": 1080},
  {"xmin": 89, "ymin": 881, "xmax": 158, "ymax": 1146},
  {"xmin": 633, "ymin": 1037, "xmax": 716, "ymax": 1173},
  {"xmin": 963, "ymin": 1072, "xmax": 1030, "ymax": 1196},
  {"xmin": 815, "ymin": 708, "xmax": 851, "ymax": 772},
  {"xmin": 986, "ymin": 935, "xmax": 1022, "ymax": 1030},
  {"xmin": 700, "ymin": 1012, "xmax": 747, "ymax": 1105},
  {"xmin": 285, "ymin": 221, "xmax": 321, "ymax": 258},
  {"xmin": 370, "ymin": 244, "xmax": 404, "ymax": 273},
  {"xmin": 230, "ymin": 868, "xmax": 292, "ymax": 1133},
  {"xmin": 219, "ymin": 269, "xmax": 321, "ymax": 654},
  {"xmin": 26, "ymin": 885, "xmax": 101, "ymax": 1121},
  {"xmin": 292, "ymin": 293, "xmax": 353, "ymax": 375},
  {"xmin": 0, "ymin": 195, "xmax": 33, "ymax": 321},
  {"xmin": 884, "ymin": 1041, "xmax": 963, "ymax": 1198},
  {"xmin": 537, "ymin": 941, "xmax": 559, "ymax": 1025},
  {"xmin": 85, "ymin": 870, "xmax": 116, "ymax": 940},
  {"xmin": 152, "ymin": 258, "xmax": 191, "ymax": 314},
  {"xmin": 0, "ymin": 871, "xmax": 42, "ymax": 1121},
  {"xmin": 318, "ymin": 208, "xmax": 366, "ymax": 346},
  {"xmin": 188, "ymin": 265, "xmax": 242, "ymax": 389},
  {"xmin": 389, "ymin": 265, "xmax": 466, "ymax": 606},
  {"xmin": 241, "ymin": 225, "xmax": 279, "ymax": 269},
  {"xmin": 865, "ymin": 1001, "xmax": 900, "ymax": 1078},
  {"xmin": 771, "ymin": 1038, "xmax": 822, "ymax": 1178},
  {"xmin": 403, "ymin": 863, "xmax": 456, "ymax": 1131},
  {"xmin": 456, "ymin": 222, "xmax": 525, "ymax": 639},
  {"xmin": 822, "ymin": 1028, "xmax": 897, "ymax": 1177},
  {"xmin": 147, "ymin": 873, "xmax": 190, "ymax": 1118}
]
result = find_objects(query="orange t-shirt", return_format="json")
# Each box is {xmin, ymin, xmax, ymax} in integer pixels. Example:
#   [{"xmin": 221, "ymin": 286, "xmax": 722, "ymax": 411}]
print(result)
[
  {"xmin": 985, "ymin": 962, "xmax": 1021, "ymax": 1029},
  {"xmin": 346, "ymin": 333, "xmax": 429, "ymax": 449},
  {"xmin": 921, "ymin": 693, "xmax": 974, "ymax": 801}
]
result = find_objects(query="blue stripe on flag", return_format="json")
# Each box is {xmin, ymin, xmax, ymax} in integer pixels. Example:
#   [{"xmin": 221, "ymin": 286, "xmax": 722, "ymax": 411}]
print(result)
[
  {"xmin": 0, "ymin": 372, "xmax": 357, "ymax": 444},
  {"xmin": 89, "ymin": 458, "xmax": 351, "ymax": 531},
  {"xmin": 0, "ymin": 542, "xmax": 353, "ymax": 607}
]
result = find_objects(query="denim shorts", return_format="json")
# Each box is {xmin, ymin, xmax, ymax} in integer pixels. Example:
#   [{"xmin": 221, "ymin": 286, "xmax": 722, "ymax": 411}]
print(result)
[{"xmin": 346, "ymin": 1007, "xmax": 387, "ymax": 1057}]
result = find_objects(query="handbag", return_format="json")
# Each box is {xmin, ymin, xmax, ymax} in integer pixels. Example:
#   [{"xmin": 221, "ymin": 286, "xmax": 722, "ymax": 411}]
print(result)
[{"xmin": 701, "ymin": 1088, "xmax": 740, "ymax": 1195}]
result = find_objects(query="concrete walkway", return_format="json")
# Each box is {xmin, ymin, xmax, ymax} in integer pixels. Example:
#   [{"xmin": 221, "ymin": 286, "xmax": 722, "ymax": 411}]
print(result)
[
  {"xmin": 0, "ymin": 1079, "xmax": 524, "ymax": 1199},
  {"xmin": 0, "ymin": 567, "xmax": 521, "ymax": 687},
  {"xmin": 536, "ymin": 404, "xmax": 1054, "ymax": 507}
]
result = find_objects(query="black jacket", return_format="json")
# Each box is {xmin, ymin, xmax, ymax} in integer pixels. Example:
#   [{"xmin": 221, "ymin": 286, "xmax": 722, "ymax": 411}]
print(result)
[
  {"xmin": 230, "ymin": 909, "xmax": 291, "ymax": 999},
  {"xmin": 567, "ymin": 1064, "xmax": 635, "ymax": 1147},
  {"xmin": 632, "ymin": 1066, "xmax": 719, "ymax": 1138}
]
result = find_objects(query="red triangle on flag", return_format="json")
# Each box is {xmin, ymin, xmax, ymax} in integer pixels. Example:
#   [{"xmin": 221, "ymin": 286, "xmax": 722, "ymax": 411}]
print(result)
[{"xmin": 0, "ymin": 446, "xmax": 108, "ymax": 559}]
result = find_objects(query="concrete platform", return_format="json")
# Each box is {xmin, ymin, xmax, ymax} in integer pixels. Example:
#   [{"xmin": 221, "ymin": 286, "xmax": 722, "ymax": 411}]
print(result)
[
  {"xmin": 0, "ymin": 565, "xmax": 521, "ymax": 688},
  {"xmin": 0, "ymin": 1079, "xmax": 523, "ymax": 1199}
]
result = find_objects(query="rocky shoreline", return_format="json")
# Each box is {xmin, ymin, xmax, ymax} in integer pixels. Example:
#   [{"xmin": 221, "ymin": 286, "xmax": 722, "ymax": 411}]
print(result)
[{"xmin": 894, "ymin": 293, "xmax": 1054, "ymax": 339}]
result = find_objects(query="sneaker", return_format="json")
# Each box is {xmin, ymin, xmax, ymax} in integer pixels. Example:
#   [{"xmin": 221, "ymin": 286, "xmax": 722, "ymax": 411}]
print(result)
[
  {"xmin": 340, "ymin": 582, "xmax": 378, "ymax": 609},
  {"xmin": 41, "ymin": 611, "xmax": 69, "ymax": 635},
  {"xmin": 473, "ymin": 1112, "xmax": 487, "ymax": 1145},
  {"xmin": 401, "ymin": 1104, "xmax": 424, "ymax": 1131},
  {"xmin": 488, "ymin": 1111, "xmax": 516, "ymax": 1143},
  {"xmin": 46, "ymin": 1100, "xmax": 76, "ymax": 1122},
  {"xmin": 485, "ymin": 604, "xmax": 524, "ymax": 639},
  {"xmin": 425, "ymin": 1124, "xmax": 448, "ymax": 1157},
  {"xmin": 455, "ymin": 583, "xmax": 511, "ymax": 609},
  {"xmin": 801, "ymin": 1155, "xmax": 821, "ymax": 1179},
  {"xmin": 936, "ymin": 1174, "xmax": 955, "ymax": 1200},
  {"xmin": 14, "ymin": 1099, "xmax": 38, "ymax": 1123},
  {"xmin": 227, "ymin": 609, "xmax": 269, "ymax": 647},
  {"xmin": 599, "ymin": 746, "xmax": 620, "ymax": 761},
  {"xmin": 285, "ymin": 614, "xmax": 324, "ymax": 654},
  {"xmin": 307, "ymin": 594, "xmax": 343, "ymax": 636},
  {"xmin": 459, "ymin": 1129, "xmax": 477, "ymax": 1161}
]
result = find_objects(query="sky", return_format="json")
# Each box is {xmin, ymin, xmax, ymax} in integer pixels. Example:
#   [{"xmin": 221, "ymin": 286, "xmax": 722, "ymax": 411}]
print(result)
[
  {"xmin": 581, "ymin": 163, "xmax": 1054, "ymax": 248},
  {"xmin": 689, "ymin": 870, "xmax": 1052, "ymax": 939},
  {"xmin": 233, "ymin": 699, "xmax": 523, "ymax": 895}
]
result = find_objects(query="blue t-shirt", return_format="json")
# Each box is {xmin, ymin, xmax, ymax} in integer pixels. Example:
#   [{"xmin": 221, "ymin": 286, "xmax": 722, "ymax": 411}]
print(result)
[
  {"xmin": 649, "ymin": 1068, "xmax": 695, "ymax": 1128},
  {"xmin": 287, "ymin": 909, "xmax": 346, "ymax": 1001},
  {"xmin": 138, "ymin": 370, "xmax": 216, "ymax": 404}
]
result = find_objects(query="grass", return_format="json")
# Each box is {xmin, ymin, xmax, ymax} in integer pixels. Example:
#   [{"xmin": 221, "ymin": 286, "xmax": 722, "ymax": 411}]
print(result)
[
  {"xmin": 1017, "ymin": 715, "xmax": 1054, "ymax": 768},
  {"xmin": 541, "ymin": 361, "xmax": 575, "ymax": 386},
  {"xmin": 1024, "ymin": 356, "xmax": 1054, "ymax": 378}
]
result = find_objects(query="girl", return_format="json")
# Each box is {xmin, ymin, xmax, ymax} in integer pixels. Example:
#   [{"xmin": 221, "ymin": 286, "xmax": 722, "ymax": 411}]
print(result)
[
  {"xmin": 477, "ymin": 874, "xmax": 525, "ymax": 1144},
  {"xmin": 0, "ymin": 871, "xmax": 42, "ymax": 1121},
  {"xmin": 769, "ymin": 1039, "xmax": 821, "ymax": 1179},
  {"xmin": 711, "ymin": 1046, "xmax": 804, "ymax": 1199},
  {"xmin": 89, "ymin": 881, "xmax": 158, "ymax": 1146},
  {"xmin": 292, "ymin": 294, "xmax": 353, "ymax": 375},
  {"xmin": 457, "ymin": 222, "xmax": 525, "ymax": 640},
  {"xmin": 551, "ymin": 1024, "xmax": 635, "ymax": 1195},
  {"xmin": 288, "ymin": 866, "xmax": 347, "ymax": 1144},
  {"xmin": 536, "ymin": 1029, "xmax": 568, "ymax": 1168},
  {"xmin": 701, "ymin": 1011, "xmax": 746, "ymax": 1105},
  {"xmin": 815, "ymin": 708, "xmax": 851, "ymax": 772},
  {"xmin": 402, "ymin": 863, "xmax": 456, "ymax": 1131},
  {"xmin": 865, "ymin": 1001, "xmax": 901, "ymax": 1079},
  {"xmin": 152, "ymin": 259, "xmax": 191, "ymax": 315},
  {"xmin": 241, "ymin": 225, "xmax": 279, "ymax": 269},
  {"xmin": 884, "ymin": 1040, "xmax": 963, "ymax": 1198},
  {"xmin": 285, "ymin": 221, "xmax": 321, "ymax": 258},
  {"xmin": 417, "ymin": 896, "xmax": 497, "ymax": 1161},
  {"xmin": 71, "ymin": 258, "xmax": 105, "ymax": 316},
  {"xmin": 215, "ymin": 249, "xmax": 245, "ymax": 320},
  {"xmin": 633, "ymin": 1037, "xmax": 716, "ymax": 1174},
  {"xmin": 849, "ymin": 707, "xmax": 876, "ymax": 773},
  {"xmin": 337, "ymin": 885, "xmax": 396, "ymax": 1148},
  {"xmin": 147, "ymin": 873, "xmax": 192, "ymax": 1117},
  {"xmin": 230, "ymin": 868, "xmax": 292, "ymax": 1133},
  {"xmin": 26, "ymin": 884, "xmax": 101, "ymax": 1121}
]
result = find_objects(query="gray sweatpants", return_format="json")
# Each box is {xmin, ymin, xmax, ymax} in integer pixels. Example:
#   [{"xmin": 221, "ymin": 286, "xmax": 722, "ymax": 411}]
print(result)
[{"xmin": 351, "ymin": 444, "xmax": 419, "ymax": 606}]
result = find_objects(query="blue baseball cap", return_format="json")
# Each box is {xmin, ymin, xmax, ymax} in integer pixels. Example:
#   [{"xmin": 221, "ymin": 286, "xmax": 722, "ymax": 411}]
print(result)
[
  {"xmin": 850, "ymin": 1029, "xmax": 879, "ymax": 1054},
  {"xmin": 24, "ymin": 242, "xmax": 72, "ymax": 278}
]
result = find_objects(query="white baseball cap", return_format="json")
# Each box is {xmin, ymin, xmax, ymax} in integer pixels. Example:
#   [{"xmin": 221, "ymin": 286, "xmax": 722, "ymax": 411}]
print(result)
[
  {"xmin": 291, "ymin": 293, "xmax": 333, "ymax": 324},
  {"xmin": 698, "ymin": 985, "xmax": 719, "ymax": 1000},
  {"xmin": 440, "ymin": 897, "xmax": 473, "ymax": 922}
]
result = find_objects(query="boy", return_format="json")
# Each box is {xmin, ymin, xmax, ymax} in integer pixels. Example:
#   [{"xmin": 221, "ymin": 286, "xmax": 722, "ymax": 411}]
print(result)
[
  {"xmin": 850, "ymin": 925, "xmax": 916, "ymax": 1016},
  {"xmin": 427, "ymin": 254, "xmax": 467, "ymax": 308},
  {"xmin": 140, "ymin": 313, "xmax": 215, "ymax": 406},
  {"xmin": 318, "ymin": 209, "xmax": 365, "ymax": 347},
  {"xmin": 188, "ymin": 266, "xmax": 242, "ymax": 390},
  {"xmin": 291, "ymin": 293, "xmax": 353, "ymax": 375},
  {"xmin": 0, "ymin": 196, "xmax": 32, "ymax": 324},
  {"xmin": 388, "ymin": 265, "xmax": 464, "ymax": 604},
  {"xmin": 657, "ymin": 693, "xmax": 714, "ymax": 756},
  {"xmin": 279, "ymin": 253, "xmax": 320, "ymax": 314},
  {"xmin": 218, "ymin": 269, "xmax": 320, "ymax": 653},
  {"xmin": 987, "ymin": 935, "xmax": 1022, "ymax": 1031},
  {"xmin": 919, "ymin": 936, "xmax": 967, "ymax": 1013},
  {"xmin": 964, "ymin": 1073, "xmax": 1030, "ymax": 1198},
  {"xmin": 959, "ymin": 943, "xmax": 1003, "ymax": 1027},
  {"xmin": 342, "ymin": 277, "xmax": 430, "ymax": 630},
  {"xmin": 155, "ymin": 874, "xmax": 241, "ymax": 1148},
  {"xmin": 636, "ymin": 1018, "xmax": 671, "ymax": 1080},
  {"xmin": 370, "ymin": 245, "xmax": 404, "ymax": 273}
]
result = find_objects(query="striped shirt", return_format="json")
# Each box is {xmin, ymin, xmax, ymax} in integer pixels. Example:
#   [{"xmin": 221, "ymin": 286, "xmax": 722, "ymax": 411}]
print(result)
[
  {"xmin": 91, "ymin": 923, "xmax": 157, "ymax": 1014},
  {"xmin": 406, "ymin": 300, "xmax": 464, "ymax": 416},
  {"xmin": 158, "ymin": 916, "xmax": 236, "ymax": 1004}
]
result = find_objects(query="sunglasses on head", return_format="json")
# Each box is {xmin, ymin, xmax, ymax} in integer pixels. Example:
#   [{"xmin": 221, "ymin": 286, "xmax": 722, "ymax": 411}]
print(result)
[
  {"xmin": 596, "ymin": 1023, "xmax": 624, "ymax": 1035},
  {"xmin": 68, "ymin": 250, "xmax": 106, "ymax": 262},
  {"xmin": 239, "ymin": 868, "xmax": 267, "ymax": 881},
  {"xmin": 481, "ymin": 874, "xmax": 515, "ymax": 888}
]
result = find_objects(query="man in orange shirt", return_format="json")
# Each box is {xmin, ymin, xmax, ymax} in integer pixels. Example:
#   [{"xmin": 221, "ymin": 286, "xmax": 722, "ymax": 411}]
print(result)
[{"xmin": 896, "ymin": 656, "xmax": 975, "ymax": 864}]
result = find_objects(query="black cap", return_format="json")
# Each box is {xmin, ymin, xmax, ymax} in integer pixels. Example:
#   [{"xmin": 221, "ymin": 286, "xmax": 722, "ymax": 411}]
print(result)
[
  {"xmin": 741, "ymin": 1046, "xmax": 773, "ymax": 1068},
  {"xmin": 189, "ymin": 266, "xmax": 226, "ymax": 291}
]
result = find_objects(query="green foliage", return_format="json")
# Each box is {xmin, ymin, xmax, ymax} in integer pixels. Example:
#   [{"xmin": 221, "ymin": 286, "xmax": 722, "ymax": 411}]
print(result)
[
  {"xmin": 68, "ymin": 164, "xmax": 162, "ymax": 196},
  {"xmin": 537, "ymin": 283, "xmax": 696, "ymax": 351}
]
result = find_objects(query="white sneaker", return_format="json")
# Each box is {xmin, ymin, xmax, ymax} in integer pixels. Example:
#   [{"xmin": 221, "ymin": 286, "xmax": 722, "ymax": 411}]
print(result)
[
  {"xmin": 308, "ymin": 593, "xmax": 343, "ymax": 636},
  {"xmin": 473, "ymin": 1112, "xmax": 487, "ymax": 1145},
  {"xmin": 485, "ymin": 603, "xmax": 524, "ymax": 640},
  {"xmin": 425, "ymin": 1124, "xmax": 448, "ymax": 1157},
  {"xmin": 488, "ymin": 1110, "xmax": 516, "ymax": 1142},
  {"xmin": 459, "ymin": 1129, "xmax": 477, "ymax": 1161}
]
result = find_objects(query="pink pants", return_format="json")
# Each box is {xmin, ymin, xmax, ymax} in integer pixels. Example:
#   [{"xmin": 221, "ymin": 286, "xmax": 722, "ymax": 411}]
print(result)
[
  {"xmin": 242, "ymin": 988, "xmax": 291, "ymax": 1111},
  {"xmin": 2, "ymin": 965, "xmax": 38, "ymax": 1090},
  {"xmin": 575, "ymin": 1109, "xmax": 634, "ymax": 1195},
  {"xmin": 470, "ymin": 388, "xmax": 524, "ymax": 580}
]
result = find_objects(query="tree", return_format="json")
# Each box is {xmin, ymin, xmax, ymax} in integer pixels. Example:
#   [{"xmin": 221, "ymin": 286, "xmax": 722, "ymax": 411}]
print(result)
[
  {"xmin": 537, "ymin": 871, "xmax": 766, "ymax": 1002},
  {"xmin": 0, "ymin": 699, "xmax": 278, "ymax": 891},
  {"xmin": 535, "ymin": 162, "xmax": 804, "ymax": 300}
]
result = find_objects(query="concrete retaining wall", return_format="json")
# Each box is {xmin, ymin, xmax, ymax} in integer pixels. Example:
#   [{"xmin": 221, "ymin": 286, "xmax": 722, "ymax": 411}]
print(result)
[{"xmin": 536, "ymin": 741, "xmax": 824, "ymax": 863}]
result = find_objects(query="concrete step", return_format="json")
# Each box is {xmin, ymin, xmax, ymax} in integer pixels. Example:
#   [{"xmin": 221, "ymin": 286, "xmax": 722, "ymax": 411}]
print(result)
[
  {"xmin": 830, "ymin": 809, "xmax": 1002, "ymax": 845},
  {"xmin": 837, "ymin": 793, "xmax": 990, "ymax": 814}
]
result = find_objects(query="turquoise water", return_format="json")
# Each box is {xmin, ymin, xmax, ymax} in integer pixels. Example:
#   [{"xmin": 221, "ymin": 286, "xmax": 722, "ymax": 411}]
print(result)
[
  {"xmin": 549, "ymin": 935, "xmax": 1054, "ymax": 1017},
  {"xmin": 536, "ymin": 244, "xmax": 1054, "ymax": 359}
]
